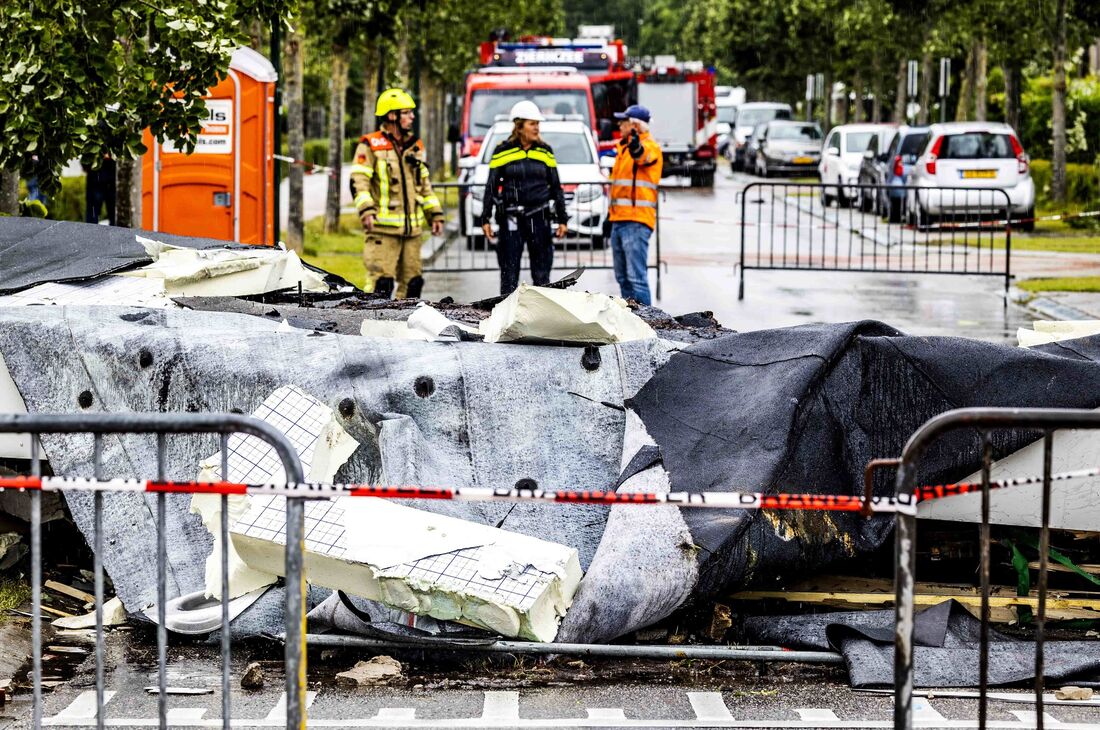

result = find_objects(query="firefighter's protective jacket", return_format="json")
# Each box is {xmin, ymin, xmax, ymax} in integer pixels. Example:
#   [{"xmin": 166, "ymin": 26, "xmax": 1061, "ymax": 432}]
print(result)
[
  {"xmin": 349, "ymin": 131, "xmax": 443, "ymax": 236},
  {"xmin": 608, "ymin": 131, "xmax": 662, "ymax": 230}
]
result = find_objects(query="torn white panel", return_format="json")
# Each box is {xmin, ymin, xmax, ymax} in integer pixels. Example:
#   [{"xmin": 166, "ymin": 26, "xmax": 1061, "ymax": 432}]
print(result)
[
  {"xmin": 231, "ymin": 495, "xmax": 581, "ymax": 642},
  {"xmin": 0, "ymin": 351, "xmax": 31, "ymax": 459},
  {"xmin": 124, "ymin": 236, "xmax": 327, "ymax": 297},
  {"xmin": 918, "ymin": 410, "xmax": 1100, "ymax": 531},
  {"xmin": 358, "ymin": 304, "xmax": 477, "ymax": 342},
  {"xmin": 0, "ymin": 275, "xmax": 173, "ymax": 308},
  {"xmin": 480, "ymin": 284, "xmax": 656, "ymax": 344},
  {"xmin": 1018, "ymin": 320, "xmax": 1100, "ymax": 348},
  {"xmin": 191, "ymin": 385, "xmax": 360, "ymax": 599}
]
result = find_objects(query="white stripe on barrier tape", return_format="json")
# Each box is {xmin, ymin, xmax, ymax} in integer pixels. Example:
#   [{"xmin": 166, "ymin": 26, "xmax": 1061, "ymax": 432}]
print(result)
[{"xmin": 3, "ymin": 463, "xmax": 1099, "ymax": 516}]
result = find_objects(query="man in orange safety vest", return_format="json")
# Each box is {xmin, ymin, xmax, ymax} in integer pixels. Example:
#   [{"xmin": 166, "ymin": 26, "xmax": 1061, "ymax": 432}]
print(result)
[{"xmin": 608, "ymin": 104, "xmax": 662, "ymax": 305}]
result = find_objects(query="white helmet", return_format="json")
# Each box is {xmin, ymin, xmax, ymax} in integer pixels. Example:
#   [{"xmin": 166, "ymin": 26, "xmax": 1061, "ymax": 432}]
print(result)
[{"xmin": 509, "ymin": 100, "xmax": 545, "ymax": 122}]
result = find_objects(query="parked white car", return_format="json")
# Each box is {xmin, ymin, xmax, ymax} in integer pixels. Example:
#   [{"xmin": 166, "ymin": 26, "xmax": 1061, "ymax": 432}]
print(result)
[
  {"xmin": 462, "ymin": 119, "xmax": 609, "ymax": 248},
  {"xmin": 906, "ymin": 122, "xmax": 1035, "ymax": 231},
  {"xmin": 818, "ymin": 123, "xmax": 897, "ymax": 207}
]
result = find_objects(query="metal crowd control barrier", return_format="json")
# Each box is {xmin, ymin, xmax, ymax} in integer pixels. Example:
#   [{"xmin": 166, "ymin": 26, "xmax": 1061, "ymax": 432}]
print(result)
[
  {"xmin": 429, "ymin": 182, "xmax": 662, "ymax": 298},
  {"xmin": 892, "ymin": 407, "xmax": 1098, "ymax": 730},
  {"xmin": 0, "ymin": 413, "xmax": 306, "ymax": 730},
  {"xmin": 737, "ymin": 182, "xmax": 1013, "ymax": 301}
]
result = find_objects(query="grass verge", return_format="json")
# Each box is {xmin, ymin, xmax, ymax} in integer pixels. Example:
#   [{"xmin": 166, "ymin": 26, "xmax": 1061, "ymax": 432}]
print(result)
[
  {"xmin": 1017, "ymin": 276, "xmax": 1100, "ymax": 293},
  {"xmin": 301, "ymin": 213, "xmax": 366, "ymax": 289}
]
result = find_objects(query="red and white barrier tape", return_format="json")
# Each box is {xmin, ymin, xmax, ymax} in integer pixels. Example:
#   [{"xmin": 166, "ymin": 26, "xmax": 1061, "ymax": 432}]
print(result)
[
  {"xmin": 273, "ymin": 154, "xmax": 336, "ymax": 177},
  {"xmin": 2, "ymin": 464, "xmax": 1096, "ymax": 516}
]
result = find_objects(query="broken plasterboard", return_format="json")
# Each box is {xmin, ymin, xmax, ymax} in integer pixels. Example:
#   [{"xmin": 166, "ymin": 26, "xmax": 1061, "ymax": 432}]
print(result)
[
  {"xmin": 1018, "ymin": 320, "xmax": 1100, "ymax": 348},
  {"xmin": 230, "ymin": 495, "xmax": 582, "ymax": 642},
  {"xmin": 0, "ymin": 275, "xmax": 173, "ymax": 308},
  {"xmin": 359, "ymin": 303, "xmax": 478, "ymax": 342},
  {"xmin": 191, "ymin": 385, "xmax": 360, "ymax": 599},
  {"xmin": 479, "ymin": 283, "xmax": 656, "ymax": 344},
  {"xmin": 123, "ymin": 236, "xmax": 327, "ymax": 297},
  {"xmin": 918, "ymin": 408, "xmax": 1100, "ymax": 531}
]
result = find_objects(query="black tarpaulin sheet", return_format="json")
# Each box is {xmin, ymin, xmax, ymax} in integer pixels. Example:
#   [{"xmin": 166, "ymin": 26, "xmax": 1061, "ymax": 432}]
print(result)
[
  {"xmin": 744, "ymin": 601, "xmax": 1100, "ymax": 687},
  {"xmin": 561, "ymin": 322, "xmax": 1100, "ymax": 643},
  {"xmin": 0, "ymin": 217, "xmax": 254, "ymax": 294}
]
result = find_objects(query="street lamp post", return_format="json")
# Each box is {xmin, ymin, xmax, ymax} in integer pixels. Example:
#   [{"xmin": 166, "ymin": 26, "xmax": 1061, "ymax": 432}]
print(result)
[{"xmin": 939, "ymin": 57, "xmax": 951, "ymax": 124}]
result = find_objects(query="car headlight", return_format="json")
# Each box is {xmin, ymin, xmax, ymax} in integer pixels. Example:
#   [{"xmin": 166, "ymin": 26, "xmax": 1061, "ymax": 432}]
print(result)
[{"xmin": 574, "ymin": 184, "xmax": 603, "ymax": 203}]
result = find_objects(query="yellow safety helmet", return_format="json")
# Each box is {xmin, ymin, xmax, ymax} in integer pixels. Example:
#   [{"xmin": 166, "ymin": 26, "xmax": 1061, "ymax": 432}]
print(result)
[{"xmin": 375, "ymin": 88, "xmax": 416, "ymax": 117}]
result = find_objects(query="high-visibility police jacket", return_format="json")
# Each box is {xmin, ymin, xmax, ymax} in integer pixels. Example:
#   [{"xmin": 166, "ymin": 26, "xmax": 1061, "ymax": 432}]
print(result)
[
  {"xmin": 608, "ymin": 131, "xmax": 662, "ymax": 230},
  {"xmin": 476, "ymin": 138, "xmax": 568, "ymax": 227},
  {"xmin": 349, "ymin": 131, "xmax": 443, "ymax": 236}
]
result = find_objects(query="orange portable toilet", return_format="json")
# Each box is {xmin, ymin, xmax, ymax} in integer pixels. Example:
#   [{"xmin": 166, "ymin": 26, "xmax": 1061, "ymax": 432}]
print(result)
[{"xmin": 142, "ymin": 47, "xmax": 277, "ymax": 245}]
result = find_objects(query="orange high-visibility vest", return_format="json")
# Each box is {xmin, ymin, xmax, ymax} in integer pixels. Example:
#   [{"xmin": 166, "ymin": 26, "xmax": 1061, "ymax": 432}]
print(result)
[{"xmin": 608, "ymin": 131, "xmax": 662, "ymax": 230}]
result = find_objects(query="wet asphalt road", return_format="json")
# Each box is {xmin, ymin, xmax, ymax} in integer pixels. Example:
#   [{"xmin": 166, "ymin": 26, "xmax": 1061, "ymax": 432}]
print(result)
[
  {"xmin": 7, "ymin": 639, "xmax": 1100, "ymax": 729},
  {"xmin": 416, "ymin": 165, "xmax": 1100, "ymax": 343}
]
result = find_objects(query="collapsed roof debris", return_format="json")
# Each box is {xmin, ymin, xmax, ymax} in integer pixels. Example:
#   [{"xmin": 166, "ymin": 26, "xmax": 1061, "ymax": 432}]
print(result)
[{"xmin": 2, "ymin": 220, "xmax": 1098, "ymax": 688}]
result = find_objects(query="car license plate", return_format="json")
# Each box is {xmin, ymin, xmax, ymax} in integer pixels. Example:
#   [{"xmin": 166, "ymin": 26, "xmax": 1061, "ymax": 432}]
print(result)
[
  {"xmin": 961, "ymin": 169, "xmax": 997, "ymax": 179},
  {"xmin": 793, "ymin": 156, "xmax": 812, "ymax": 164}
]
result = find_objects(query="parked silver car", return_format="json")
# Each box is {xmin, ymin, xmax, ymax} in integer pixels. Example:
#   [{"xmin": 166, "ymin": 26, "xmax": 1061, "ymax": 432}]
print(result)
[
  {"xmin": 906, "ymin": 122, "xmax": 1035, "ymax": 231},
  {"xmin": 752, "ymin": 121, "xmax": 823, "ymax": 177}
]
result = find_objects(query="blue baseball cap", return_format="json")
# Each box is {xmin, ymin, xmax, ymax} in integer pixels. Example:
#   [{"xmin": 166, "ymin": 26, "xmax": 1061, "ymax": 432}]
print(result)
[{"xmin": 613, "ymin": 104, "xmax": 651, "ymax": 123}]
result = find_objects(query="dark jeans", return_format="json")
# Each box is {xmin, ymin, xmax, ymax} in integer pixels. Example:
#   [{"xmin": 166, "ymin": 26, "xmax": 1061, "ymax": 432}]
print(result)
[
  {"xmin": 610, "ymin": 220, "xmax": 652, "ymax": 305},
  {"xmin": 496, "ymin": 213, "xmax": 554, "ymax": 296}
]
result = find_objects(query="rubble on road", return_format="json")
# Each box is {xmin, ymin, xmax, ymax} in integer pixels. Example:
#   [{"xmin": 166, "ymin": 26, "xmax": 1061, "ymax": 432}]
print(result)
[
  {"xmin": 52, "ymin": 596, "xmax": 127, "ymax": 630},
  {"xmin": 2, "ymin": 220, "xmax": 1099, "ymax": 691},
  {"xmin": 240, "ymin": 662, "xmax": 265, "ymax": 690},
  {"xmin": 335, "ymin": 656, "xmax": 402, "ymax": 687}
]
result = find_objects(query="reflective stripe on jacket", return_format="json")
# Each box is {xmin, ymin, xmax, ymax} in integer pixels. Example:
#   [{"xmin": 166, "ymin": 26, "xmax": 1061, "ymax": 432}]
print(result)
[
  {"xmin": 608, "ymin": 131, "xmax": 663, "ymax": 230},
  {"xmin": 349, "ymin": 131, "xmax": 443, "ymax": 235},
  {"xmin": 477, "ymin": 138, "xmax": 568, "ymax": 226}
]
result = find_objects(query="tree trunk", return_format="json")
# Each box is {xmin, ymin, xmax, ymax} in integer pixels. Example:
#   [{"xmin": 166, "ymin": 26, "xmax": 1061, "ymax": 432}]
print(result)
[
  {"xmin": 974, "ymin": 37, "xmax": 988, "ymax": 122},
  {"xmin": 893, "ymin": 58, "xmax": 907, "ymax": 123},
  {"xmin": 422, "ymin": 77, "xmax": 445, "ymax": 176},
  {"xmin": 871, "ymin": 51, "xmax": 883, "ymax": 122},
  {"xmin": 823, "ymin": 71, "xmax": 833, "ymax": 132},
  {"xmin": 1052, "ymin": 0, "xmax": 1068, "ymax": 204},
  {"xmin": 1003, "ymin": 62, "xmax": 1021, "ymax": 132},
  {"xmin": 918, "ymin": 51, "xmax": 932, "ymax": 124},
  {"xmin": 114, "ymin": 156, "xmax": 139, "ymax": 228},
  {"xmin": 360, "ymin": 41, "xmax": 377, "ymax": 137},
  {"xmin": 285, "ymin": 27, "xmax": 306, "ymax": 253},
  {"xmin": 396, "ymin": 26, "xmax": 411, "ymax": 88},
  {"xmin": 852, "ymin": 73, "xmax": 864, "ymax": 122},
  {"xmin": 0, "ymin": 169, "xmax": 18, "ymax": 215},
  {"xmin": 324, "ymin": 42, "xmax": 350, "ymax": 234},
  {"xmin": 956, "ymin": 44, "xmax": 975, "ymax": 121}
]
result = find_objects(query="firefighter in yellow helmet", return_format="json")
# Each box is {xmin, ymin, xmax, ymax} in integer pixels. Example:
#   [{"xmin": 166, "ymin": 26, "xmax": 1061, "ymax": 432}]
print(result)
[{"xmin": 349, "ymin": 88, "xmax": 444, "ymax": 299}]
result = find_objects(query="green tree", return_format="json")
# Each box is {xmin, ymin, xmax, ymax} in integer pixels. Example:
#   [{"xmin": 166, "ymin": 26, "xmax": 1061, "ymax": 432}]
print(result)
[{"xmin": 0, "ymin": 0, "xmax": 293, "ymax": 208}]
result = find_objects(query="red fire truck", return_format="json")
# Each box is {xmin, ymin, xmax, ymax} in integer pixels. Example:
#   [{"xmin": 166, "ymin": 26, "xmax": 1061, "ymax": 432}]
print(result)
[
  {"xmin": 636, "ymin": 57, "xmax": 718, "ymax": 187},
  {"xmin": 476, "ymin": 27, "xmax": 633, "ymax": 153}
]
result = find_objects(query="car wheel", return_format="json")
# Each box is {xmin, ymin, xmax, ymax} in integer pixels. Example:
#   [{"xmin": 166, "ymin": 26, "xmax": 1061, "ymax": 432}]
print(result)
[
  {"xmin": 835, "ymin": 177, "xmax": 849, "ymax": 208},
  {"xmin": 887, "ymin": 197, "xmax": 902, "ymax": 224},
  {"xmin": 466, "ymin": 235, "xmax": 487, "ymax": 251},
  {"xmin": 859, "ymin": 186, "xmax": 873, "ymax": 213},
  {"xmin": 1018, "ymin": 206, "xmax": 1036, "ymax": 232},
  {"xmin": 820, "ymin": 185, "xmax": 833, "ymax": 207},
  {"xmin": 916, "ymin": 204, "xmax": 933, "ymax": 232},
  {"xmin": 591, "ymin": 235, "xmax": 606, "ymax": 249}
]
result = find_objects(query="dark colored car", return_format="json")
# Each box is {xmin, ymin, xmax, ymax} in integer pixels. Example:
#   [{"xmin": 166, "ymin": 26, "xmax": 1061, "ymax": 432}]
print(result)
[
  {"xmin": 729, "ymin": 102, "xmax": 792, "ymax": 170},
  {"xmin": 753, "ymin": 121, "xmax": 823, "ymax": 177},
  {"xmin": 856, "ymin": 125, "xmax": 929, "ymax": 222}
]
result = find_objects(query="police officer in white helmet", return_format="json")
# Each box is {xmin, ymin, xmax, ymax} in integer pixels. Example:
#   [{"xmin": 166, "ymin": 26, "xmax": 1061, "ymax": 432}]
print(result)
[{"xmin": 477, "ymin": 100, "xmax": 568, "ymax": 295}]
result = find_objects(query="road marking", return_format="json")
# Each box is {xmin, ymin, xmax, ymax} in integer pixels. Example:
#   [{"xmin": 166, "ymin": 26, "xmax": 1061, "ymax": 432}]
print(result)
[
  {"xmin": 688, "ymin": 692, "xmax": 733, "ymax": 721},
  {"xmin": 796, "ymin": 709, "xmax": 839, "ymax": 722},
  {"xmin": 375, "ymin": 708, "xmax": 416, "ymax": 720},
  {"xmin": 1010, "ymin": 710, "xmax": 1063, "ymax": 726},
  {"xmin": 586, "ymin": 708, "xmax": 626, "ymax": 719},
  {"xmin": 166, "ymin": 708, "xmax": 207, "ymax": 722},
  {"xmin": 913, "ymin": 698, "xmax": 946, "ymax": 722},
  {"xmin": 47, "ymin": 691, "xmax": 117, "ymax": 720},
  {"xmin": 480, "ymin": 691, "xmax": 520, "ymax": 720},
  {"xmin": 263, "ymin": 690, "xmax": 318, "ymax": 721}
]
